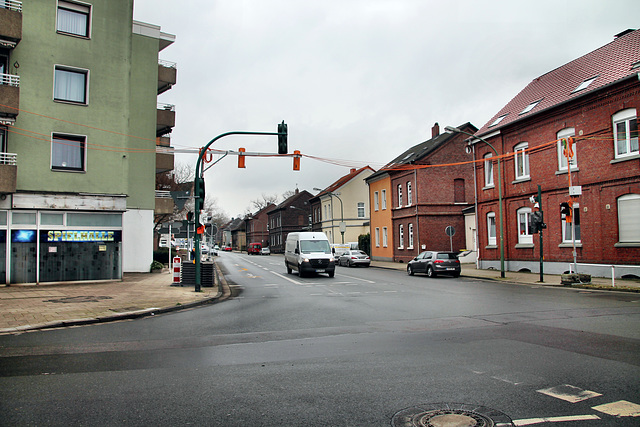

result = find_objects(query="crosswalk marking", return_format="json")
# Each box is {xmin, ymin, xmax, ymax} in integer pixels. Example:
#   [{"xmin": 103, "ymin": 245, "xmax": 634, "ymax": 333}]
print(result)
[
  {"xmin": 592, "ymin": 400, "xmax": 640, "ymax": 417},
  {"xmin": 537, "ymin": 384, "xmax": 602, "ymax": 403},
  {"xmin": 513, "ymin": 414, "xmax": 601, "ymax": 426}
]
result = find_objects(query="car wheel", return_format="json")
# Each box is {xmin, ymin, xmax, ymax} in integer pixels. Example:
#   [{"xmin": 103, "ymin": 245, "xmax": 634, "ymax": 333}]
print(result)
[
  {"xmin": 407, "ymin": 265, "xmax": 414, "ymax": 276},
  {"xmin": 348, "ymin": 260, "xmax": 353, "ymax": 267},
  {"xmin": 298, "ymin": 265, "xmax": 305, "ymax": 278},
  {"xmin": 427, "ymin": 266, "xmax": 436, "ymax": 278}
]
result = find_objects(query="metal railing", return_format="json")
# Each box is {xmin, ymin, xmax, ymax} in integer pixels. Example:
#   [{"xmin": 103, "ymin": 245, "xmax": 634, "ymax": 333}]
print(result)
[
  {"xmin": 155, "ymin": 190, "xmax": 171, "ymax": 198},
  {"xmin": 571, "ymin": 262, "xmax": 640, "ymax": 287},
  {"xmin": 0, "ymin": 152, "xmax": 17, "ymax": 165},
  {"xmin": 0, "ymin": 73, "xmax": 20, "ymax": 87},
  {"xmin": 158, "ymin": 59, "xmax": 177, "ymax": 69},
  {"xmin": 2, "ymin": 0, "xmax": 22, "ymax": 12},
  {"xmin": 157, "ymin": 102, "xmax": 175, "ymax": 111}
]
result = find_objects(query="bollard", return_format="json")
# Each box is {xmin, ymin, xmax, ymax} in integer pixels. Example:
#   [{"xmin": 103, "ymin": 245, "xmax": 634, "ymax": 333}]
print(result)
[{"xmin": 173, "ymin": 256, "xmax": 182, "ymax": 285}]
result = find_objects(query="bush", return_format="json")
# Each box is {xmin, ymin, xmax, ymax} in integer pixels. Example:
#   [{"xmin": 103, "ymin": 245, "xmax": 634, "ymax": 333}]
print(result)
[
  {"xmin": 358, "ymin": 233, "xmax": 371, "ymax": 255},
  {"xmin": 150, "ymin": 260, "xmax": 164, "ymax": 272}
]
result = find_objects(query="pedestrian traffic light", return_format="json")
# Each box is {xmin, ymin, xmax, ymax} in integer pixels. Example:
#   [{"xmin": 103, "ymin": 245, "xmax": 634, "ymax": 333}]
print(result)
[
  {"xmin": 293, "ymin": 150, "xmax": 301, "ymax": 171},
  {"xmin": 238, "ymin": 147, "xmax": 246, "ymax": 168},
  {"xmin": 560, "ymin": 201, "xmax": 573, "ymax": 223},
  {"xmin": 278, "ymin": 121, "xmax": 288, "ymax": 155}
]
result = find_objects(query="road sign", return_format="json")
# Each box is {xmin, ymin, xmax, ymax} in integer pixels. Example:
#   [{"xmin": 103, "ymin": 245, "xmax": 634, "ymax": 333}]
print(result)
[{"xmin": 445, "ymin": 226, "xmax": 455, "ymax": 236}]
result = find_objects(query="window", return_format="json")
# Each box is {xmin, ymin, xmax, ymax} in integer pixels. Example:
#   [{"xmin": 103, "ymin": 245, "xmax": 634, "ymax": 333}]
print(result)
[
  {"xmin": 52, "ymin": 133, "xmax": 86, "ymax": 171},
  {"xmin": 408, "ymin": 223, "xmax": 414, "ymax": 249},
  {"xmin": 407, "ymin": 182, "xmax": 412, "ymax": 206},
  {"xmin": 572, "ymin": 76, "xmax": 597, "ymax": 93},
  {"xmin": 484, "ymin": 153, "xmax": 494, "ymax": 187},
  {"xmin": 374, "ymin": 191, "xmax": 379, "ymax": 211},
  {"xmin": 381, "ymin": 189, "xmax": 387, "ymax": 210},
  {"xmin": 375, "ymin": 227, "xmax": 380, "ymax": 247},
  {"xmin": 454, "ymin": 179, "xmax": 465, "ymax": 203},
  {"xmin": 617, "ymin": 194, "xmax": 640, "ymax": 244},
  {"xmin": 357, "ymin": 202, "xmax": 365, "ymax": 218},
  {"xmin": 57, "ymin": 1, "xmax": 91, "ymax": 37},
  {"xmin": 487, "ymin": 212, "xmax": 496, "ymax": 246},
  {"xmin": 562, "ymin": 204, "xmax": 581, "ymax": 243},
  {"xmin": 54, "ymin": 66, "xmax": 88, "ymax": 104},
  {"xmin": 398, "ymin": 225, "xmax": 404, "ymax": 249},
  {"xmin": 397, "ymin": 184, "xmax": 403, "ymax": 207},
  {"xmin": 520, "ymin": 99, "xmax": 541, "ymax": 115},
  {"xmin": 557, "ymin": 128, "xmax": 577, "ymax": 171},
  {"xmin": 489, "ymin": 114, "xmax": 507, "ymax": 127},
  {"xmin": 0, "ymin": 126, "xmax": 6, "ymax": 157},
  {"xmin": 514, "ymin": 142, "xmax": 530, "ymax": 180},
  {"xmin": 382, "ymin": 227, "xmax": 388, "ymax": 247},
  {"xmin": 613, "ymin": 109, "xmax": 638, "ymax": 159},
  {"xmin": 517, "ymin": 207, "xmax": 532, "ymax": 245}
]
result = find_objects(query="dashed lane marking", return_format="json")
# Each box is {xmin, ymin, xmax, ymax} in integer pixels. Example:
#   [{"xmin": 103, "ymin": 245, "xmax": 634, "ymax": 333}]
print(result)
[
  {"xmin": 592, "ymin": 400, "xmax": 640, "ymax": 417},
  {"xmin": 512, "ymin": 414, "xmax": 601, "ymax": 425},
  {"xmin": 537, "ymin": 384, "xmax": 602, "ymax": 403}
]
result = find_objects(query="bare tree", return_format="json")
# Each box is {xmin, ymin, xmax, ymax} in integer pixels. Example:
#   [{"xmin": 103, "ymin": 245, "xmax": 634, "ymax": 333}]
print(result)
[{"xmin": 248, "ymin": 193, "xmax": 279, "ymax": 212}]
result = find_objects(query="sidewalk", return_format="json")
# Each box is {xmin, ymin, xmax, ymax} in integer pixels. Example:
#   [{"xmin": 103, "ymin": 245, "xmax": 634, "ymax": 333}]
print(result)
[{"xmin": 1, "ymin": 261, "xmax": 637, "ymax": 335}]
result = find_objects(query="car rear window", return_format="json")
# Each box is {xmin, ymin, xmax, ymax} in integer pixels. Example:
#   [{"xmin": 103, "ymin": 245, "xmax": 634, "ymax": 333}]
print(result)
[{"xmin": 436, "ymin": 253, "xmax": 458, "ymax": 260}]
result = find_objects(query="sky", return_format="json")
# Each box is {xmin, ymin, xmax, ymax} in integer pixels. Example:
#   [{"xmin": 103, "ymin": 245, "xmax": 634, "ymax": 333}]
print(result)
[{"xmin": 132, "ymin": 0, "xmax": 640, "ymax": 218}]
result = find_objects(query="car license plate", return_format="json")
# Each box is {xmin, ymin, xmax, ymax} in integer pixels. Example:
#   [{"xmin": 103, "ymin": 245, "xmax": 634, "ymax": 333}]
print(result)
[
  {"xmin": 316, "ymin": 269, "xmax": 325, "ymax": 273},
  {"xmin": 446, "ymin": 268, "xmax": 455, "ymax": 271}
]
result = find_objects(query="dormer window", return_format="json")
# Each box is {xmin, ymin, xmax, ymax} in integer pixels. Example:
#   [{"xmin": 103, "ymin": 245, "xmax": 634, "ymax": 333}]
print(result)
[
  {"xmin": 572, "ymin": 76, "xmax": 598, "ymax": 93},
  {"xmin": 489, "ymin": 114, "xmax": 507, "ymax": 127},
  {"xmin": 520, "ymin": 99, "xmax": 542, "ymax": 115}
]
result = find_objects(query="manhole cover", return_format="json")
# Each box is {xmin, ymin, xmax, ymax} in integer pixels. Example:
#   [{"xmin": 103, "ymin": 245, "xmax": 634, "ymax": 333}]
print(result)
[{"xmin": 392, "ymin": 403, "xmax": 513, "ymax": 427}]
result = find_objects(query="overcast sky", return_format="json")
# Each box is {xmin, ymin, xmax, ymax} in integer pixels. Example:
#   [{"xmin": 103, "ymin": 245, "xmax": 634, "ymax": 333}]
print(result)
[{"xmin": 133, "ymin": 0, "xmax": 640, "ymax": 218}]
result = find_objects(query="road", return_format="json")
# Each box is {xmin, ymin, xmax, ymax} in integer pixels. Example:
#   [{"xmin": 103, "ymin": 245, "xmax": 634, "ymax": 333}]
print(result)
[{"xmin": 1, "ymin": 251, "xmax": 639, "ymax": 426}]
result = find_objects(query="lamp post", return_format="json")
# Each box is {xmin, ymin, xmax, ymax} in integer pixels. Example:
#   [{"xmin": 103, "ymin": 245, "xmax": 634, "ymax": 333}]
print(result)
[
  {"xmin": 445, "ymin": 126, "xmax": 505, "ymax": 278},
  {"xmin": 314, "ymin": 188, "xmax": 345, "ymax": 243}
]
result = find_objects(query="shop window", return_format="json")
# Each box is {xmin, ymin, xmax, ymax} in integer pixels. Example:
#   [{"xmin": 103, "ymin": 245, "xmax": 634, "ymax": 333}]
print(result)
[
  {"xmin": 514, "ymin": 142, "xmax": 530, "ymax": 180},
  {"xmin": 557, "ymin": 128, "xmax": 577, "ymax": 171},
  {"xmin": 54, "ymin": 66, "xmax": 89, "ymax": 104},
  {"xmin": 617, "ymin": 194, "xmax": 640, "ymax": 244},
  {"xmin": 57, "ymin": 0, "xmax": 91, "ymax": 38},
  {"xmin": 613, "ymin": 108, "xmax": 638, "ymax": 159},
  {"xmin": 67, "ymin": 212, "xmax": 122, "ymax": 227},
  {"xmin": 52, "ymin": 133, "xmax": 86, "ymax": 171},
  {"xmin": 517, "ymin": 207, "xmax": 532, "ymax": 244}
]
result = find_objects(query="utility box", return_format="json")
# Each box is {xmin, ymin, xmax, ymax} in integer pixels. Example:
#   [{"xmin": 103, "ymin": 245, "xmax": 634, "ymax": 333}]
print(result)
[{"xmin": 180, "ymin": 262, "xmax": 215, "ymax": 287}]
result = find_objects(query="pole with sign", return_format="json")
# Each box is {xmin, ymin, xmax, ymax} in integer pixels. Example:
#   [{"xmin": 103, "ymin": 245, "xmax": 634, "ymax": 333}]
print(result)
[{"xmin": 445, "ymin": 226, "xmax": 455, "ymax": 252}]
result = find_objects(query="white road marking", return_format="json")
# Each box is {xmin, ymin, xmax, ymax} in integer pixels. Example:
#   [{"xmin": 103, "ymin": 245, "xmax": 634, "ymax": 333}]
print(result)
[
  {"xmin": 335, "ymin": 273, "xmax": 375, "ymax": 283},
  {"xmin": 592, "ymin": 400, "xmax": 640, "ymax": 417},
  {"xmin": 491, "ymin": 376, "xmax": 522, "ymax": 386},
  {"xmin": 537, "ymin": 384, "xmax": 602, "ymax": 403},
  {"xmin": 512, "ymin": 414, "xmax": 600, "ymax": 425},
  {"xmin": 270, "ymin": 271, "xmax": 302, "ymax": 284}
]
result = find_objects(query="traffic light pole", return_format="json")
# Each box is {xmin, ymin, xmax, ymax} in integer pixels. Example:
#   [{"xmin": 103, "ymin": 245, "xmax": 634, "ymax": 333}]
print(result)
[
  {"xmin": 193, "ymin": 127, "xmax": 287, "ymax": 292},
  {"xmin": 537, "ymin": 185, "xmax": 544, "ymax": 283}
]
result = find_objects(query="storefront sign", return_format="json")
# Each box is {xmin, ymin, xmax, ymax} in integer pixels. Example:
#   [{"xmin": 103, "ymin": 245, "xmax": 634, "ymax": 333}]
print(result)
[{"xmin": 44, "ymin": 230, "xmax": 122, "ymax": 243}]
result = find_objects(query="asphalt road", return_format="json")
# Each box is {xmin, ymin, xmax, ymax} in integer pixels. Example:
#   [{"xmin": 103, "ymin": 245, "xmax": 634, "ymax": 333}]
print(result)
[{"xmin": 1, "ymin": 251, "xmax": 639, "ymax": 426}]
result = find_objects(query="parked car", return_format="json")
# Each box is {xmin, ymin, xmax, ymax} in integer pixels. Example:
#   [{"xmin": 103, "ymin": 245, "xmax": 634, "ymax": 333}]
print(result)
[
  {"xmin": 338, "ymin": 250, "xmax": 370, "ymax": 267},
  {"xmin": 260, "ymin": 247, "xmax": 271, "ymax": 255},
  {"xmin": 407, "ymin": 251, "xmax": 461, "ymax": 277},
  {"xmin": 201, "ymin": 244, "xmax": 209, "ymax": 254},
  {"xmin": 212, "ymin": 246, "xmax": 219, "ymax": 256},
  {"xmin": 248, "ymin": 242, "xmax": 262, "ymax": 255}
]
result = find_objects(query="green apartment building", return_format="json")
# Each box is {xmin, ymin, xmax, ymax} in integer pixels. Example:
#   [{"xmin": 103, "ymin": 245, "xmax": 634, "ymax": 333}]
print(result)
[{"xmin": 0, "ymin": 0, "xmax": 176, "ymax": 284}]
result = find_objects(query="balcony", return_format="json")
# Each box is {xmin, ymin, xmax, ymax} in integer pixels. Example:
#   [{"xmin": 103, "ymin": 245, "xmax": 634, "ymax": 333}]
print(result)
[
  {"xmin": 157, "ymin": 103, "xmax": 175, "ymax": 137},
  {"xmin": 156, "ymin": 137, "xmax": 174, "ymax": 173},
  {"xmin": 0, "ymin": 152, "xmax": 17, "ymax": 194},
  {"xmin": 155, "ymin": 190, "xmax": 174, "ymax": 215},
  {"xmin": 158, "ymin": 60, "xmax": 176, "ymax": 95},
  {"xmin": 0, "ymin": 74, "xmax": 19, "ymax": 118},
  {"xmin": 0, "ymin": 1, "xmax": 22, "ymax": 48}
]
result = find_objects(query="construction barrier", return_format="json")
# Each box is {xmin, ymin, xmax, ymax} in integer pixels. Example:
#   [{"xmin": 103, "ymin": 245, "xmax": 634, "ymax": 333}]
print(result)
[{"xmin": 172, "ymin": 256, "xmax": 181, "ymax": 284}]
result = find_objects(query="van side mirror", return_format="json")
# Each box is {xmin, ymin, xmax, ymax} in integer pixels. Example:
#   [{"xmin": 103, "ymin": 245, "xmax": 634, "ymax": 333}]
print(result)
[
  {"xmin": 295, "ymin": 248, "xmax": 299, "ymax": 254},
  {"xmin": 332, "ymin": 248, "xmax": 335, "ymax": 254}
]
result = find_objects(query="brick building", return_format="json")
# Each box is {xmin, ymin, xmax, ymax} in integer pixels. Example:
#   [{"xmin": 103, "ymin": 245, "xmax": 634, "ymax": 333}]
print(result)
[
  {"xmin": 267, "ymin": 189, "xmax": 314, "ymax": 253},
  {"xmin": 468, "ymin": 29, "xmax": 640, "ymax": 278},
  {"xmin": 245, "ymin": 203, "xmax": 275, "ymax": 248}
]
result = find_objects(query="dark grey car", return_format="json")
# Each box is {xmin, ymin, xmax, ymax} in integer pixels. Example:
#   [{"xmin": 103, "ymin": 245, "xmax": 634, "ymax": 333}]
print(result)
[{"xmin": 407, "ymin": 251, "xmax": 461, "ymax": 277}]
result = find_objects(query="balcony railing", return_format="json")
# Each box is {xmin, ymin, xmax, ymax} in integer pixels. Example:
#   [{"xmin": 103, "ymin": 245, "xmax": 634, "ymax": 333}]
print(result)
[
  {"xmin": 0, "ymin": 152, "xmax": 17, "ymax": 165},
  {"xmin": 159, "ymin": 59, "xmax": 177, "ymax": 69},
  {"xmin": 2, "ymin": 0, "xmax": 22, "ymax": 12},
  {"xmin": 0, "ymin": 73, "xmax": 19, "ymax": 87},
  {"xmin": 158, "ymin": 102, "xmax": 175, "ymax": 111}
]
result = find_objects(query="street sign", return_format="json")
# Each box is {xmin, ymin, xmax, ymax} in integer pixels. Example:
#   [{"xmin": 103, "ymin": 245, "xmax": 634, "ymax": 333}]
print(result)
[{"xmin": 445, "ymin": 226, "xmax": 455, "ymax": 236}]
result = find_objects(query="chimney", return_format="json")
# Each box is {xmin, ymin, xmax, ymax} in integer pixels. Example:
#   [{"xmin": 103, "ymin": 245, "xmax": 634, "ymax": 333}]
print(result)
[
  {"xmin": 432, "ymin": 122, "xmax": 440, "ymax": 138},
  {"xmin": 295, "ymin": 188, "xmax": 299, "ymax": 194},
  {"xmin": 350, "ymin": 168, "xmax": 356, "ymax": 173}
]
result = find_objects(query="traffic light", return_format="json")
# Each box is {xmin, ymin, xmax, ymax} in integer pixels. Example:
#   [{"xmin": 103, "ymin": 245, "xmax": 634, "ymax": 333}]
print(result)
[
  {"xmin": 194, "ymin": 177, "xmax": 205, "ymax": 212},
  {"xmin": 278, "ymin": 120, "xmax": 288, "ymax": 155},
  {"xmin": 238, "ymin": 147, "xmax": 246, "ymax": 168},
  {"xmin": 293, "ymin": 150, "xmax": 301, "ymax": 171},
  {"xmin": 186, "ymin": 211, "xmax": 194, "ymax": 222},
  {"xmin": 529, "ymin": 211, "xmax": 544, "ymax": 234},
  {"xmin": 560, "ymin": 201, "xmax": 573, "ymax": 223}
]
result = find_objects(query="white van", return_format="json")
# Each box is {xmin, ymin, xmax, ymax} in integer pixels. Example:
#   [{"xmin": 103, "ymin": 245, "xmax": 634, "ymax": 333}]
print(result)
[{"xmin": 285, "ymin": 232, "xmax": 335, "ymax": 278}]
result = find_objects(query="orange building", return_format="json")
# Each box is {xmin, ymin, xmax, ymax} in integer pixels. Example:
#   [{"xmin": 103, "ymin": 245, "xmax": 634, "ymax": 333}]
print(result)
[{"xmin": 365, "ymin": 172, "xmax": 394, "ymax": 262}]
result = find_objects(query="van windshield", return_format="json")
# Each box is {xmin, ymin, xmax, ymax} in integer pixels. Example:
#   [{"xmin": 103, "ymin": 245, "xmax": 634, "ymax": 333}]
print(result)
[{"xmin": 300, "ymin": 240, "xmax": 332, "ymax": 254}]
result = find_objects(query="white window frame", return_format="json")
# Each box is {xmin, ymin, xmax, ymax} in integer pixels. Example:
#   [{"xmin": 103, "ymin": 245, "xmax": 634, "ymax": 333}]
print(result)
[
  {"xmin": 57, "ymin": 0, "xmax": 92, "ymax": 38},
  {"xmin": 408, "ymin": 223, "xmax": 414, "ymax": 249},
  {"xmin": 398, "ymin": 224, "xmax": 404, "ymax": 249},
  {"xmin": 617, "ymin": 194, "xmax": 640, "ymax": 244},
  {"xmin": 517, "ymin": 207, "xmax": 532, "ymax": 245},
  {"xmin": 487, "ymin": 212, "xmax": 496, "ymax": 246},
  {"xmin": 397, "ymin": 184, "xmax": 403, "ymax": 208},
  {"xmin": 375, "ymin": 227, "xmax": 380, "ymax": 247},
  {"xmin": 374, "ymin": 191, "xmax": 379, "ymax": 211},
  {"xmin": 484, "ymin": 153, "xmax": 494, "ymax": 188},
  {"xmin": 382, "ymin": 227, "xmax": 388, "ymax": 247},
  {"xmin": 51, "ymin": 132, "xmax": 86, "ymax": 172},
  {"xmin": 613, "ymin": 108, "xmax": 638, "ymax": 159},
  {"xmin": 514, "ymin": 142, "xmax": 530, "ymax": 180},
  {"xmin": 381, "ymin": 189, "xmax": 387, "ymax": 210},
  {"xmin": 54, "ymin": 65, "xmax": 89, "ymax": 105},
  {"xmin": 357, "ymin": 202, "xmax": 365, "ymax": 218},
  {"xmin": 561, "ymin": 203, "xmax": 581, "ymax": 243},
  {"xmin": 557, "ymin": 128, "xmax": 577, "ymax": 171},
  {"xmin": 407, "ymin": 182, "xmax": 412, "ymax": 206}
]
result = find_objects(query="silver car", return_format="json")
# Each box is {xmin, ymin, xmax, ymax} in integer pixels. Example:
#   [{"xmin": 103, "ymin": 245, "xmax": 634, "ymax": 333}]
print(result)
[{"xmin": 338, "ymin": 250, "xmax": 371, "ymax": 267}]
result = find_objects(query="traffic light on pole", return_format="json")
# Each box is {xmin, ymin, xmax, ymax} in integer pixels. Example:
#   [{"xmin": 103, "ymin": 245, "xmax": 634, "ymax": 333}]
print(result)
[
  {"xmin": 238, "ymin": 147, "xmax": 246, "ymax": 168},
  {"xmin": 560, "ymin": 201, "xmax": 573, "ymax": 223},
  {"xmin": 278, "ymin": 121, "xmax": 288, "ymax": 155},
  {"xmin": 293, "ymin": 150, "xmax": 301, "ymax": 171},
  {"xmin": 194, "ymin": 176, "xmax": 205, "ymax": 212}
]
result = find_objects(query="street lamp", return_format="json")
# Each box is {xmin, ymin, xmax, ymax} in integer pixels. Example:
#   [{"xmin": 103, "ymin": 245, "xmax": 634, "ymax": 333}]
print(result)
[
  {"xmin": 445, "ymin": 125, "xmax": 505, "ymax": 278},
  {"xmin": 314, "ymin": 188, "xmax": 345, "ymax": 243}
]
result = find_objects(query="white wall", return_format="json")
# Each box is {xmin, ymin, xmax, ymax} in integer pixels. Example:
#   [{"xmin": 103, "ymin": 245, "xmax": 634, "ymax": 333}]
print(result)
[{"xmin": 123, "ymin": 209, "xmax": 154, "ymax": 272}]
